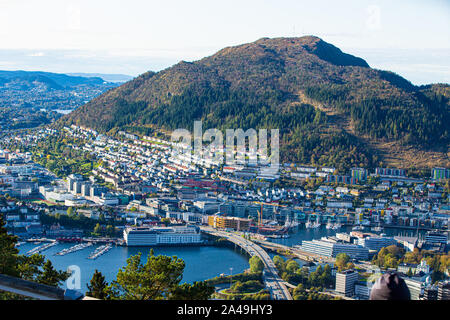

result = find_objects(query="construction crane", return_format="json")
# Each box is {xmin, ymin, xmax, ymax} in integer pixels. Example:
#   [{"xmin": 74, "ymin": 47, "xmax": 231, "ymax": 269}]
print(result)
[{"xmin": 252, "ymin": 201, "xmax": 287, "ymax": 227}]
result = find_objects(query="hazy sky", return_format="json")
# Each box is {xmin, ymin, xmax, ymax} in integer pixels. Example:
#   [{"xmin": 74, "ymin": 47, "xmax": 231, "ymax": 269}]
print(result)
[{"xmin": 0, "ymin": 0, "xmax": 449, "ymax": 84}]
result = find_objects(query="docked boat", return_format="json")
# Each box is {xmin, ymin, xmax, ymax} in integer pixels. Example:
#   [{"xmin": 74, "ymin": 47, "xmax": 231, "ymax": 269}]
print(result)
[
  {"xmin": 352, "ymin": 224, "xmax": 364, "ymax": 231},
  {"xmin": 332, "ymin": 223, "xmax": 342, "ymax": 230},
  {"xmin": 306, "ymin": 220, "xmax": 320, "ymax": 229},
  {"xmin": 55, "ymin": 242, "xmax": 92, "ymax": 256},
  {"xmin": 26, "ymin": 241, "xmax": 58, "ymax": 256},
  {"xmin": 372, "ymin": 222, "xmax": 383, "ymax": 232},
  {"xmin": 87, "ymin": 244, "xmax": 112, "ymax": 260}
]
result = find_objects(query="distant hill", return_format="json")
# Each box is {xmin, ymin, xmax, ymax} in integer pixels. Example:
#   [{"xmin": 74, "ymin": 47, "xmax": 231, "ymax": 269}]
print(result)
[
  {"xmin": 59, "ymin": 36, "xmax": 450, "ymax": 171},
  {"xmin": 0, "ymin": 70, "xmax": 119, "ymax": 130},
  {"xmin": 66, "ymin": 73, "xmax": 134, "ymax": 83},
  {"xmin": 0, "ymin": 70, "xmax": 106, "ymax": 89}
]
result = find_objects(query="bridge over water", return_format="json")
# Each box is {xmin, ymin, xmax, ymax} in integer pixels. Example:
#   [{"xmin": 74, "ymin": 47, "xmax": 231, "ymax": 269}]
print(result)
[{"xmin": 200, "ymin": 226, "xmax": 292, "ymax": 300}]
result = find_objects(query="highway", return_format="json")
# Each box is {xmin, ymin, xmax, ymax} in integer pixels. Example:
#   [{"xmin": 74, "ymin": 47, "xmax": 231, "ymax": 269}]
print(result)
[
  {"xmin": 201, "ymin": 226, "xmax": 293, "ymax": 300},
  {"xmin": 252, "ymin": 239, "xmax": 336, "ymax": 263}
]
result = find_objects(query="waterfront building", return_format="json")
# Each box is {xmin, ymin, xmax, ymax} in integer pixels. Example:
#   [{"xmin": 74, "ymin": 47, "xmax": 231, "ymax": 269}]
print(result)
[
  {"xmin": 358, "ymin": 236, "xmax": 397, "ymax": 252},
  {"xmin": 333, "ymin": 242, "xmax": 369, "ymax": 260},
  {"xmin": 298, "ymin": 238, "xmax": 369, "ymax": 260},
  {"xmin": 207, "ymin": 215, "xmax": 251, "ymax": 231},
  {"xmin": 299, "ymin": 239, "xmax": 334, "ymax": 257},
  {"xmin": 335, "ymin": 269, "xmax": 359, "ymax": 297},
  {"xmin": 123, "ymin": 225, "xmax": 202, "ymax": 246}
]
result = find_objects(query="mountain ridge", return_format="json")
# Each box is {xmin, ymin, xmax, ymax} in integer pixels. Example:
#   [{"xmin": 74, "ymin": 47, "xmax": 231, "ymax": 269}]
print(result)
[{"xmin": 59, "ymin": 36, "xmax": 450, "ymax": 171}]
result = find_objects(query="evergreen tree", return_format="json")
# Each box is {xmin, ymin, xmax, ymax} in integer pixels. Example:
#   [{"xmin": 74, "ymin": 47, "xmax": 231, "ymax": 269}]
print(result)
[
  {"xmin": 168, "ymin": 281, "xmax": 214, "ymax": 300},
  {"xmin": 36, "ymin": 260, "xmax": 69, "ymax": 287},
  {"xmin": 0, "ymin": 216, "xmax": 19, "ymax": 277},
  {"xmin": 86, "ymin": 270, "xmax": 109, "ymax": 299},
  {"xmin": 108, "ymin": 251, "xmax": 185, "ymax": 300}
]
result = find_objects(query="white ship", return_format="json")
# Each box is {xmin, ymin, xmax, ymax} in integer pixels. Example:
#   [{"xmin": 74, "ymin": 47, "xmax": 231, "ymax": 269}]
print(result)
[
  {"xmin": 306, "ymin": 220, "xmax": 320, "ymax": 229},
  {"xmin": 123, "ymin": 225, "xmax": 202, "ymax": 246},
  {"xmin": 332, "ymin": 223, "xmax": 342, "ymax": 230}
]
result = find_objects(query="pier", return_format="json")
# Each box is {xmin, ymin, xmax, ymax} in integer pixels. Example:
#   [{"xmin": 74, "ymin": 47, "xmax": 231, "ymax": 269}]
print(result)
[
  {"xmin": 87, "ymin": 244, "xmax": 113, "ymax": 260},
  {"xmin": 54, "ymin": 242, "xmax": 93, "ymax": 256},
  {"xmin": 26, "ymin": 241, "xmax": 58, "ymax": 256}
]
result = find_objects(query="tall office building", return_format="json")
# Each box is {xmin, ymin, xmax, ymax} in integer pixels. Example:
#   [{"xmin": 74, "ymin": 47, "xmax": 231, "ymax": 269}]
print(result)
[
  {"xmin": 423, "ymin": 286, "xmax": 438, "ymax": 300},
  {"xmin": 404, "ymin": 278, "xmax": 423, "ymax": 300},
  {"xmin": 437, "ymin": 281, "xmax": 450, "ymax": 300},
  {"xmin": 335, "ymin": 269, "xmax": 359, "ymax": 297}
]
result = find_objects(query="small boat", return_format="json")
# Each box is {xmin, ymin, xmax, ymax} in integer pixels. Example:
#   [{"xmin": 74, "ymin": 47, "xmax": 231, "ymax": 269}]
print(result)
[
  {"xmin": 332, "ymin": 223, "xmax": 341, "ymax": 230},
  {"xmin": 372, "ymin": 222, "xmax": 383, "ymax": 232},
  {"xmin": 306, "ymin": 220, "xmax": 320, "ymax": 229}
]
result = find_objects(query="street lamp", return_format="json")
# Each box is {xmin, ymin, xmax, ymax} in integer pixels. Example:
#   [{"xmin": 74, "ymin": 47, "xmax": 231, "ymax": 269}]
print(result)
[{"xmin": 229, "ymin": 267, "xmax": 233, "ymax": 289}]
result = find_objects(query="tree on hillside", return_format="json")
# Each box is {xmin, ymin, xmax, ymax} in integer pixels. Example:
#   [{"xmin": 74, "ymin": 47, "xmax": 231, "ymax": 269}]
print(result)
[
  {"xmin": 273, "ymin": 255, "xmax": 286, "ymax": 273},
  {"xmin": 108, "ymin": 250, "xmax": 186, "ymax": 300},
  {"xmin": 36, "ymin": 260, "xmax": 69, "ymax": 287},
  {"xmin": 0, "ymin": 216, "xmax": 19, "ymax": 277},
  {"xmin": 249, "ymin": 255, "xmax": 264, "ymax": 273},
  {"xmin": 286, "ymin": 260, "xmax": 300, "ymax": 274},
  {"xmin": 168, "ymin": 281, "xmax": 214, "ymax": 300},
  {"xmin": 86, "ymin": 269, "xmax": 109, "ymax": 299},
  {"xmin": 335, "ymin": 253, "xmax": 354, "ymax": 272}
]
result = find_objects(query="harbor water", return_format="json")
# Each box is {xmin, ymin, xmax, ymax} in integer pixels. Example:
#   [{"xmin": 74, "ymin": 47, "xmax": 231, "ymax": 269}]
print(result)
[
  {"xmin": 17, "ymin": 225, "xmax": 426, "ymax": 293},
  {"xmin": 18, "ymin": 242, "xmax": 250, "ymax": 293}
]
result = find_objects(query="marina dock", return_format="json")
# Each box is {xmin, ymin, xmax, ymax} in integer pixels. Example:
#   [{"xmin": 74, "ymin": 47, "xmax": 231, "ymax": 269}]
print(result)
[
  {"xmin": 54, "ymin": 242, "xmax": 93, "ymax": 256},
  {"xmin": 87, "ymin": 244, "xmax": 113, "ymax": 260},
  {"xmin": 26, "ymin": 241, "xmax": 58, "ymax": 256}
]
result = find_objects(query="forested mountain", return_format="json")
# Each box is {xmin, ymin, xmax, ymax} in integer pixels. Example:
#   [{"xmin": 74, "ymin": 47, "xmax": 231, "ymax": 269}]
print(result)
[{"xmin": 59, "ymin": 36, "xmax": 450, "ymax": 171}]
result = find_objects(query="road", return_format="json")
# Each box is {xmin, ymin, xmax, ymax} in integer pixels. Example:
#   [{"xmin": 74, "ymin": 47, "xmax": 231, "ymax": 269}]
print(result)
[
  {"xmin": 201, "ymin": 226, "xmax": 293, "ymax": 300},
  {"xmin": 253, "ymin": 239, "xmax": 336, "ymax": 264}
]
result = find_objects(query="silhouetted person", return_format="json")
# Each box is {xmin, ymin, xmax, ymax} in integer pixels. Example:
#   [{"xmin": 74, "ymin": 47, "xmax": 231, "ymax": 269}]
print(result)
[{"xmin": 370, "ymin": 273, "xmax": 411, "ymax": 300}]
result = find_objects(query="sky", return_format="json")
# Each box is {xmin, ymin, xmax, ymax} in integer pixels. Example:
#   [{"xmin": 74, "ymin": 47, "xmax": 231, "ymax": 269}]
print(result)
[{"xmin": 0, "ymin": 0, "xmax": 449, "ymax": 85}]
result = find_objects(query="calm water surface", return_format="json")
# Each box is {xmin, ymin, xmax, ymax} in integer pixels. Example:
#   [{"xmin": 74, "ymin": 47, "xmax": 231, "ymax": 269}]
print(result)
[{"xmin": 17, "ymin": 225, "xmax": 424, "ymax": 293}]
